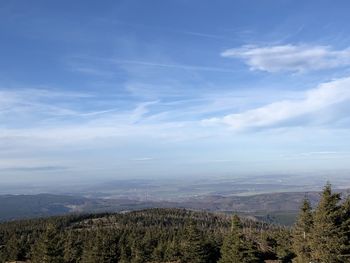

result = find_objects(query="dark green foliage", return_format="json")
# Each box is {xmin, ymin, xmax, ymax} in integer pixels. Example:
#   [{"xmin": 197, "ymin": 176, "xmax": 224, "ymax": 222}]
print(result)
[
  {"xmin": 182, "ymin": 222, "xmax": 208, "ymax": 263},
  {"xmin": 64, "ymin": 230, "xmax": 83, "ymax": 263},
  {"xmin": 31, "ymin": 223, "xmax": 64, "ymax": 263},
  {"xmin": 272, "ymin": 230, "xmax": 294, "ymax": 262},
  {"xmin": 310, "ymin": 183, "xmax": 343, "ymax": 262},
  {"xmin": 219, "ymin": 215, "xmax": 261, "ymax": 263},
  {"xmin": 2, "ymin": 233, "xmax": 27, "ymax": 261},
  {"xmin": 81, "ymin": 228, "xmax": 118, "ymax": 263},
  {"xmin": 291, "ymin": 183, "xmax": 350, "ymax": 262},
  {"xmin": 341, "ymin": 196, "xmax": 350, "ymax": 257},
  {"xmin": 1, "ymin": 183, "xmax": 349, "ymax": 263},
  {"xmin": 0, "ymin": 208, "xmax": 286, "ymax": 263},
  {"xmin": 292, "ymin": 199, "xmax": 313, "ymax": 262}
]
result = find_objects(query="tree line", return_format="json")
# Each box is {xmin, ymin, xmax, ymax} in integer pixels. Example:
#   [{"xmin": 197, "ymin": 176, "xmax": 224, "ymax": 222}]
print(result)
[{"xmin": 0, "ymin": 183, "xmax": 349, "ymax": 262}]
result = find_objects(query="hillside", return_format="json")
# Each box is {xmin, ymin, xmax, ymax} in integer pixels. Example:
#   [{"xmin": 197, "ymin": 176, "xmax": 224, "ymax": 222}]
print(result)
[
  {"xmin": 0, "ymin": 184, "xmax": 349, "ymax": 262},
  {"xmin": 0, "ymin": 191, "xmax": 324, "ymax": 225},
  {"xmin": 0, "ymin": 194, "xmax": 87, "ymax": 221},
  {"xmin": 0, "ymin": 208, "xmax": 290, "ymax": 263}
]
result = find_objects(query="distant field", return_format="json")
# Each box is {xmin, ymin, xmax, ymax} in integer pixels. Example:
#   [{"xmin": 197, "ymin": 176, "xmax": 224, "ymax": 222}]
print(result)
[
  {"xmin": 1, "ymin": 184, "xmax": 348, "ymax": 224},
  {"xmin": 0, "ymin": 190, "xmax": 322, "ymax": 224}
]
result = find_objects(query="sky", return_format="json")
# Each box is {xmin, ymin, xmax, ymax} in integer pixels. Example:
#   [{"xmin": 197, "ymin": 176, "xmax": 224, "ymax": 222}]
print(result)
[{"xmin": 1, "ymin": 0, "xmax": 350, "ymax": 184}]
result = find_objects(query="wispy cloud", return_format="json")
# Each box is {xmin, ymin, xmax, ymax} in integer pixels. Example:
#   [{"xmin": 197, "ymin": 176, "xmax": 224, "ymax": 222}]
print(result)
[
  {"xmin": 131, "ymin": 157, "xmax": 154, "ymax": 161},
  {"xmin": 112, "ymin": 59, "xmax": 236, "ymax": 73},
  {"xmin": 129, "ymin": 100, "xmax": 159, "ymax": 123},
  {"xmin": 180, "ymin": 31, "xmax": 230, "ymax": 40},
  {"xmin": 0, "ymin": 165, "xmax": 69, "ymax": 172},
  {"xmin": 281, "ymin": 151, "xmax": 350, "ymax": 160},
  {"xmin": 107, "ymin": 19, "xmax": 230, "ymax": 41},
  {"xmin": 203, "ymin": 76, "xmax": 350, "ymax": 130},
  {"xmin": 222, "ymin": 44, "xmax": 350, "ymax": 73},
  {"xmin": 0, "ymin": 88, "xmax": 91, "ymax": 118},
  {"xmin": 69, "ymin": 66, "xmax": 115, "ymax": 77},
  {"xmin": 0, "ymin": 89, "xmax": 192, "ymax": 145}
]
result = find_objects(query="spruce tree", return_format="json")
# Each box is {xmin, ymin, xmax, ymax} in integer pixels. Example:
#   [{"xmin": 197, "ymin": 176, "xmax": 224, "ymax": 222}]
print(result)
[
  {"xmin": 63, "ymin": 230, "xmax": 83, "ymax": 263},
  {"xmin": 3, "ymin": 234, "xmax": 25, "ymax": 261},
  {"xmin": 310, "ymin": 183, "xmax": 342, "ymax": 262},
  {"xmin": 31, "ymin": 223, "xmax": 64, "ymax": 263},
  {"xmin": 274, "ymin": 230, "xmax": 294, "ymax": 262},
  {"xmin": 292, "ymin": 198, "xmax": 313, "ymax": 263},
  {"xmin": 152, "ymin": 242, "xmax": 165, "ymax": 262},
  {"xmin": 340, "ymin": 196, "xmax": 350, "ymax": 260},
  {"xmin": 81, "ymin": 229, "xmax": 118, "ymax": 263},
  {"xmin": 164, "ymin": 238, "xmax": 181, "ymax": 262},
  {"xmin": 118, "ymin": 235, "xmax": 131, "ymax": 263},
  {"xmin": 182, "ymin": 221, "xmax": 207, "ymax": 263},
  {"xmin": 130, "ymin": 238, "xmax": 146, "ymax": 263},
  {"xmin": 219, "ymin": 215, "xmax": 261, "ymax": 263}
]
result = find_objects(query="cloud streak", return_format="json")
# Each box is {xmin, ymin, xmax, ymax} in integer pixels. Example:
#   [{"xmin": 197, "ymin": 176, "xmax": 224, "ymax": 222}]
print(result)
[
  {"xmin": 0, "ymin": 88, "xmax": 91, "ymax": 117},
  {"xmin": 0, "ymin": 165, "xmax": 69, "ymax": 172},
  {"xmin": 113, "ymin": 59, "xmax": 236, "ymax": 73},
  {"xmin": 222, "ymin": 44, "xmax": 350, "ymax": 73},
  {"xmin": 203, "ymin": 76, "xmax": 350, "ymax": 130}
]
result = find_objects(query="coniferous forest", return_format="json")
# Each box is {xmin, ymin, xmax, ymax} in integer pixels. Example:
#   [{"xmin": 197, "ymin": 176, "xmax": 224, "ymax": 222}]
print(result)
[{"xmin": 0, "ymin": 183, "xmax": 349, "ymax": 263}]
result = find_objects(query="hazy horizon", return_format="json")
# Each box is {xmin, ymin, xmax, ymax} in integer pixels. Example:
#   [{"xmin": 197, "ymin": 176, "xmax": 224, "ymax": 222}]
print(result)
[{"xmin": 1, "ymin": 0, "xmax": 350, "ymax": 185}]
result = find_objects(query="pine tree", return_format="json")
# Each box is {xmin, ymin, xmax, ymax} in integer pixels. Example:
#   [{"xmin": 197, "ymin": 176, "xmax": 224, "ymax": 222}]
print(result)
[
  {"xmin": 130, "ymin": 238, "xmax": 146, "ymax": 263},
  {"xmin": 182, "ymin": 221, "xmax": 207, "ymax": 263},
  {"xmin": 119, "ymin": 246, "xmax": 131, "ymax": 263},
  {"xmin": 274, "ymin": 230, "xmax": 294, "ymax": 262},
  {"xmin": 310, "ymin": 183, "xmax": 342, "ymax": 262},
  {"xmin": 63, "ymin": 230, "xmax": 83, "ymax": 263},
  {"xmin": 152, "ymin": 241, "xmax": 165, "ymax": 262},
  {"xmin": 164, "ymin": 238, "xmax": 181, "ymax": 262},
  {"xmin": 340, "ymin": 196, "xmax": 350, "ymax": 260},
  {"xmin": 118, "ymin": 235, "xmax": 131, "ymax": 263},
  {"xmin": 81, "ymin": 229, "xmax": 118, "ymax": 263},
  {"xmin": 31, "ymin": 223, "xmax": 64, "ymax": 263},
  {"xmin": 292, "ymin": 198, "xmax": 313, "ymax": 263},
  {"xmin": 3, "ymin": 234, "xmax": 24, "ymax": 261},
  {"xmin": 141, "ymin": 229, "xmax": 158, "ymax": 261},
  {"xmin": 219, "ymin": 215, "xmax": 261, "ymax": 263}
]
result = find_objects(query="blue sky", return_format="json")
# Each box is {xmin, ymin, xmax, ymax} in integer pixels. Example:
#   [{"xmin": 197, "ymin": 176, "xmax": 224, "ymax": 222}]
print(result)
[{"xmin": 1, "ymin": 0, "xmax": 350, "ymax": 184}]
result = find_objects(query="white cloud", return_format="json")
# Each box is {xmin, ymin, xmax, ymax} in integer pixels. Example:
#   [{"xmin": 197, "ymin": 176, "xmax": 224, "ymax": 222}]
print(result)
[
  {"xmin": 222, "ymin": 44, "xmax": 350, "ymax": 73},
  {"xmin": 203, "ymin": 76, "xmax": 350, "ymax": 130}
]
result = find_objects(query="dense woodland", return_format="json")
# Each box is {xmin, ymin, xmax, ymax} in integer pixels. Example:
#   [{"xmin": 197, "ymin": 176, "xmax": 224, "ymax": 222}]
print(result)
[{"xmin": 0, "ymin": 183, "xmax": 349, "ymax": 263}]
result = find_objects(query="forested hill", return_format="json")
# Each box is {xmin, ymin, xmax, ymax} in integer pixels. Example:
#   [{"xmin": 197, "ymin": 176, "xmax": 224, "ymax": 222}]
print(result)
[
  {"xmin": 0, "ymin": 194, "xmax": 86, "ymax": 221},
  {"xmin": 0, "ymin": 208, "xmax": 290, "ymax": 263},
  {"xmin": 0, "ymin": 183, "xmax": 349, "ymax": 262},
  {"xmin": 0, "ymin": 190, "xmax": 325, "ymax": 224}
]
